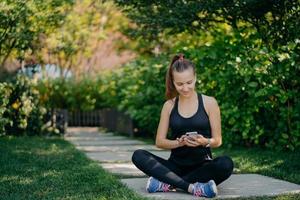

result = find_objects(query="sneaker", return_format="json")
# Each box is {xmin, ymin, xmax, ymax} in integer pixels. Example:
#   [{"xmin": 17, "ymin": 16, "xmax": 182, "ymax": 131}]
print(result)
[
  {"xmin": 192, "ymin": 180, "xmax": 217, "ymax": 198},
  {"xmin": 146, "ymin": 177, "xmax": 171, "ymax": 193}
]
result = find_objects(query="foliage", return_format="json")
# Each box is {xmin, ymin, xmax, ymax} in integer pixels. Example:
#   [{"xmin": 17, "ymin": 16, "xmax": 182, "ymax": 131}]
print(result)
[
  {"xmin": 0, "ymin": 0, "xmax": 132, "ymax": 80},
  {"xmin": 107, "ymin": 58, "xmax": 168, "ymax": 135},
  {"xmin": 38, "ymin": 0, "xmax": 130, "ymax": 78},
  {"xmin": 37, "ymin": 78, "xmax": 107, "ymax": 111},
  {"xmin": 0, "ymin": 0, "xmax": 74, "ymax": 67},
  {"xmin": 0, "ymin": 82, "xmax": 12, "ymax": 134},
  {"xmin": 0, "ymin": 75, "xmax": 46, "ymax": 136},
  {"xmin": 115, "ymin": 0, "xmax": 299, "ymax": 50}
]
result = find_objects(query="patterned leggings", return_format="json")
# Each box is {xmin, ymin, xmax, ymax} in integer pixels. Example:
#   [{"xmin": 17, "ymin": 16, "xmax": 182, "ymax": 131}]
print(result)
[{"xmin": 132, "ymin": 149, "xmax": 234, "ymax": 192}]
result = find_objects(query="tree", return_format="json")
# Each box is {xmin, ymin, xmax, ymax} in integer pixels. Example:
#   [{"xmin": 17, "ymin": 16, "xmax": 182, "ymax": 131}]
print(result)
[
  {"xmin": 39, "ymin": 0, "xmax": 133, "ymax": 79},
  {"xmin": 115, "ymin": 0, "xmax": 300, "ymax": 50},
  {"xmin": 0, "ymin": 0, "xmax": 74, "ymax": 69}
]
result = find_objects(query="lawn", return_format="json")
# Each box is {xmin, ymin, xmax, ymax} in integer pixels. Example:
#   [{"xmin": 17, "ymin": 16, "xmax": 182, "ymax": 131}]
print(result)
[
  {"xmin": 213, "ymin": 147, "xmax": 300, "ymax": 200},
  {"xmin": 0, "ymin": 136, "xmax": 146, "ymax": 200},
  {"xmin": 213, "ymin": 147, "xmax": 300, "ymax": 185},
  {"xmin": 0, "ymin": 135, "xmax": 299, "ymax": 200}
]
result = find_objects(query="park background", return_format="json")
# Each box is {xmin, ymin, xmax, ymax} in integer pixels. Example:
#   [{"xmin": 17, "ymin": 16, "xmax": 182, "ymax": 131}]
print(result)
[{"xmin": 0, "ymin": 0, "xmax": 299, "ymax": 199}]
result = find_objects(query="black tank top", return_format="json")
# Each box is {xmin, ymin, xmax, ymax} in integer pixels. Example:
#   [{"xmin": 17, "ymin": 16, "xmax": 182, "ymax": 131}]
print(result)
[{"xmin": 169, "ymin": 93, "xmax": 212, "ymax": 166}]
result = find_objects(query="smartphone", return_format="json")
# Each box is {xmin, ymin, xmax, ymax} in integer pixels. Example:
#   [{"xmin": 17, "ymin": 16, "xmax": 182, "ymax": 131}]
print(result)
[
  {"xmin": 185, "ymin": 131, "xmax": 198, "ymax": 136},
  {"xmin": 185, "ymin": 131, "xmax": 200, "ymax": 141}
]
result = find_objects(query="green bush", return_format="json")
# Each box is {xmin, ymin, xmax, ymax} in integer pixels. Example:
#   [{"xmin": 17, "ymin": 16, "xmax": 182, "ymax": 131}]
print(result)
[
  {"xmin": 0, "ymin": 75, "xmax": 46, "ymax": 136},
  {"xmin": 38, "ymin": 78, "xmax": 109, "ymax": 111},
  {"xmin": 0, "ymin": 82, "xmax": 12, "ymax": 134},
  {"xmin": 109, "ymin": 58, "xmax": 168, "ymax": 135}
]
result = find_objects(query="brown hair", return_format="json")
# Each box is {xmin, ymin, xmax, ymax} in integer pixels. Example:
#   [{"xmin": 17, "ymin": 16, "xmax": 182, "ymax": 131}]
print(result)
[{"xmin": 165, "ymin": 53, "xmax": 196, "ymax": 100}]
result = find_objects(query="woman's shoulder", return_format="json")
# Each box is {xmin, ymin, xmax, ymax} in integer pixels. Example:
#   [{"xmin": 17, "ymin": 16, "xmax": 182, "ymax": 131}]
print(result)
[
  {"xmin": 163, "ymin": 98, "xmax": 176, "ymax": 108},
  {"xmin": 162, "ymin": 98, "xmax": 176, "ymax": 114},
  {"xmin": 201, "ymin": 94, "xmax": 219, "ymax": 108}
]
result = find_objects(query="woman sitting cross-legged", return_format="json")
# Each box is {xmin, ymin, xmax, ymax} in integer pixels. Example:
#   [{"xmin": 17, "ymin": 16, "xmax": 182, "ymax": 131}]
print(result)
[{"xmin": 132, "ymin": 53, "xmax": 234, "ymax": 198}]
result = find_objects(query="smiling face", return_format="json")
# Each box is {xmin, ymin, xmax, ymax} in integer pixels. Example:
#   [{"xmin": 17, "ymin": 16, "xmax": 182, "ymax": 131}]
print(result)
[{"xmin": 172, "ymin": 68, "xmax": 196, "ymax": 98}]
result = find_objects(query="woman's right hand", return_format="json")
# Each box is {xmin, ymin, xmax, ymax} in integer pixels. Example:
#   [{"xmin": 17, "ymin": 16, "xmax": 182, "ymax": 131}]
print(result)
[
  {"xmin": 176, "ymin": 134, "xmax": 201, "ymax": 147},
  {"xmin": 176, "ymin": 135, "xmax": 190, "ymax": 147}
]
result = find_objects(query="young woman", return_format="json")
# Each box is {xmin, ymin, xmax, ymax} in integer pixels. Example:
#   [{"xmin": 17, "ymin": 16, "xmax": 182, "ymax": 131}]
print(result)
[{"xmin": 132, "ymin": 54, "xmax": 234, "ymax": 198}]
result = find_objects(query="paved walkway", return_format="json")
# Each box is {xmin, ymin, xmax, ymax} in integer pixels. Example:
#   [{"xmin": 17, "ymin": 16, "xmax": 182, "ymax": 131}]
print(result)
[{"xmin": 65, "ymin": 127, "xmax": 300, "ymax": 199}]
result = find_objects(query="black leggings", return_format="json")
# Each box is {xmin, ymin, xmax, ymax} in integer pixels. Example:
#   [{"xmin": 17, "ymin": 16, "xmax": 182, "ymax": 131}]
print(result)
[{"xmin": 132, "ymin": 149, "xmax": 234, "ymax": 192}]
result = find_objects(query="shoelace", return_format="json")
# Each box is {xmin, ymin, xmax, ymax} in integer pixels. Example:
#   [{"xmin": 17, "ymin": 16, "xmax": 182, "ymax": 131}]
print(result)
[
  {"xmin": 161, "ymin": 183, "xmax": 170, "ymax": 192},
  {"xmin": 193, "ymin": 184, "xmax": 204, "ymax": 197}
]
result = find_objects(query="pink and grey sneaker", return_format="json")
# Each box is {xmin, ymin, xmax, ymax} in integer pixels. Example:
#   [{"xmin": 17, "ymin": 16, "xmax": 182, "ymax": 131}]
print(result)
[
  {"xmin": 146, "ymin": 177, "xmax": 171, "ymax": 193},
  {"xmin": 192, "ymin": 180, "xmax": 217, "ymax": 198}
]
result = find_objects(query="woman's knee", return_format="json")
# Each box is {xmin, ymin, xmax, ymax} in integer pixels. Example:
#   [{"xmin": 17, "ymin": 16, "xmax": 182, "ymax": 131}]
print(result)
[
  {"xmin": 132, "ymin": 149, "xmax": 149, "ymax": 164},
  {"xmin": 214, "ymin": 156, "xmax": 234, "ymax": 175}
]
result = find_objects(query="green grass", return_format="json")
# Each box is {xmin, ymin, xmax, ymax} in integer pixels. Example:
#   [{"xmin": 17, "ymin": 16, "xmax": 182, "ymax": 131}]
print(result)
[
  {"xmin": 213, "ymin": 147, "xmax": 300, "ymax": 200},
  {"xmin": 213, "ymin": 147, "xmax": 300, "ymax": 185},
  {"xmin": 0, "ymin": 136, "xmax": 147, "ymax": 200}
]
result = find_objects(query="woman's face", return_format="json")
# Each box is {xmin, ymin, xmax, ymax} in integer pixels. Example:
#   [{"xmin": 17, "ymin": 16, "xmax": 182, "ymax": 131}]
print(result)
[{"xmin": 173, "ymin": 68, "xmax": 196, "ymax": 97}]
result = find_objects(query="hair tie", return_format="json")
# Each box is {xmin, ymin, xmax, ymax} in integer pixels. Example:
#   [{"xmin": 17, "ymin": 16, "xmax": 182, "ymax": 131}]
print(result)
[{"xmin": 178, "ymin": 54, "xmax": 184, "ymax": 61}]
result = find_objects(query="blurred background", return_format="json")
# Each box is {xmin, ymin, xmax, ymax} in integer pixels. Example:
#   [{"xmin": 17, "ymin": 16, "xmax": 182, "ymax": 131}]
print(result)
[{"xmin": 0, "ymin": 0, "xmax": 299, "ymax": 151}]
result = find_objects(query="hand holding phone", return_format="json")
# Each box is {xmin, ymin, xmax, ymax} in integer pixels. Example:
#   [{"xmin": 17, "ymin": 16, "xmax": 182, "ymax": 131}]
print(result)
[{"xmin": 185, "ymin": 131, "xmax": 201, "ymax": 141}]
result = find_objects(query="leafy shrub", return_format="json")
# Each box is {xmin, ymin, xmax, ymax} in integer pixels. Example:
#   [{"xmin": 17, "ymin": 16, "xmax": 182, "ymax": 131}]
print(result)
[
  {"xmin": 0, "ymin": 82, "xmax": 12, "ymax": 134},
  {"xmin": 1, "ymin": 75, "xmax": 46, "ymax": 136},
  {"xmin": 108, "ymin": 58, "xmax": 168, "ymax": 135},
  {"xmin": 37, "ymin": 78, "xmax": 107, "ymax": 111}
]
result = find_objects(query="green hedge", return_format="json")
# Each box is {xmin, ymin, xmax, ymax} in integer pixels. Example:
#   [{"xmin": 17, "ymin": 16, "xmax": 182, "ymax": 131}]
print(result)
[
  {"xmin": 0, "ymin": 82, "xmax": 11, "ymax": 134},
  {"xmin": 37, "ymin": 78, "xmax": 105, "ymax": 111}
]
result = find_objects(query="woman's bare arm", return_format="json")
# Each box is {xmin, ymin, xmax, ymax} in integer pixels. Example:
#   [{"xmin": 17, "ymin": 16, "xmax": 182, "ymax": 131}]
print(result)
[
  {"xmin": 155, "ymin": 100, "xmax": 184, "ymax": 149},
  {"xmin": 206, "ymin": 96, "xmax": 222, "ymax": 148}
]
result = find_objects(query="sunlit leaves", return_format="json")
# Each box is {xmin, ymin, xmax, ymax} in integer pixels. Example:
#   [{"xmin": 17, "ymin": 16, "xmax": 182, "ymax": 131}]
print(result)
[
  {"xmin": 0, "ymin": 0, "xmax": 74, "ymax": 67},
  {"xmin": 115, "ymin": 0, "xmax": 299, "ymax": 52}
]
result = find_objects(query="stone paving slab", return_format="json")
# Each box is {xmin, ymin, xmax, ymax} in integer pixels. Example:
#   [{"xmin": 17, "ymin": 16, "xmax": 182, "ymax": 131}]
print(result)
[
  {"xmin": 66, "ymin": 127, "xmax": 115, "ymax": 137},
  {"xmin": 69, "ymin": 140, "xmax": 145, "ymax": 146},
  {"xmin": 86, "ymin": 151, "xmax": 170, "ymax": 163},
  {"xmin": 121, "ymin": 174, "xmax": 300, "ymax": 199},
  {"xmin": 101, "ymin": 163, "xmax": 146, "ymax": 177},
  {"xmin": 66, "ymin": 136, "xmax": 128, "ymax": 141},
  {"xmin": 67, "ymin": 127, "xmax": 100, "ymax": 132},
  {"xmin": 66, "ymin": 127, "xmax": 103, "ymax": 134},
  {"xmin": 76, "ymin": 145, "xmax": 162, "ymax": 152},
  {"xmin": 66, "ymin": 132, "xmax": 114, "ymax": 137}
]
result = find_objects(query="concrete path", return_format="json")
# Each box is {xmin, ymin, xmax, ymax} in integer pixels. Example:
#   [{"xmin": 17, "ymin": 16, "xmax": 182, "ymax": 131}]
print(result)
[
  {"xmin": 65, "ymin": 127, "xmax": 300, "ymax": 199},
  {"xmin": 65, "ymin": 127, "xmax": 164, "ymax": 177},
  {"xmin": 122, "ymin": 175, "xmax": 300, "ymax": 199}
]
